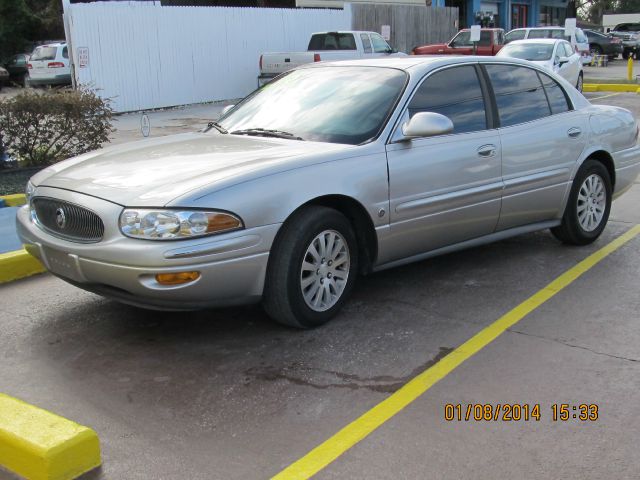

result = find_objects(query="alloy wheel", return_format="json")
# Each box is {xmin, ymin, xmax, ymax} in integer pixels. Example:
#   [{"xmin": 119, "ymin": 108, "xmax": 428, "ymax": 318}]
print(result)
[
  {"xmin": 577, "ymin": 173, "xmax": 606, "ymax": 232},
  {"xmin": 300, "ymin": 229, "xmax": 350, "ymax": 312}
]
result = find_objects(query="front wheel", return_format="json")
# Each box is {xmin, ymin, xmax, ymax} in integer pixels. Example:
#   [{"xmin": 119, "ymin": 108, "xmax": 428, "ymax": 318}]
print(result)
[
  {"xmin": 551, "ymin": 159, "xmax": 612, "ymax": 245},
  {"xmin": 263, "ymin": 206, "xmax": 359, "ymax": 328}
]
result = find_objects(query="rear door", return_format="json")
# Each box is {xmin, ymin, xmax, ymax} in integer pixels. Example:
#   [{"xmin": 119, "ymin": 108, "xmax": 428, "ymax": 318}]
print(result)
[
  {"xmin": 483, "ymin": 64, "xmax": 588, "ymax": 230},
  {"xmin": 384, "ymin": 64, "xmax": 503, "ymax": 262}
]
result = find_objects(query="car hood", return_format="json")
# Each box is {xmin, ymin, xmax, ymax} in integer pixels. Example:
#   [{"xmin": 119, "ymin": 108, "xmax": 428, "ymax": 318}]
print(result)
[{"xmin": 32, "ymin": 132, "xmax": 354, "ymax": 206}]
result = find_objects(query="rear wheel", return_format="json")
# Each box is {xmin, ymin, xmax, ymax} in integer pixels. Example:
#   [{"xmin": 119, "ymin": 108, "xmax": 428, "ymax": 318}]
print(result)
[
  {"xmin": 622, "ymin": 50, "xmax": 630, "ymax": 60},
  {"xmin": 263, "ymin": 206, "xmax": 359, "ymax": 328},
  {"xmin": 551, "ymin": 159, "xmax": 612, "ymax": 245}
]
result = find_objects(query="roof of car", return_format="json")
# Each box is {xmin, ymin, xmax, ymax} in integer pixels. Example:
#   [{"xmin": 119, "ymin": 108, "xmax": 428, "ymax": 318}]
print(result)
[
  {"xmin": 35, "ymin": 42, "xmax": 66, "ymax": 48},
  {"xmin": 306, "ymin": 55, "xmax": 537, "ymax": 72},
  {"xmin": 506, "ymin": 38, "xmax": 563, "ymax": 44}
]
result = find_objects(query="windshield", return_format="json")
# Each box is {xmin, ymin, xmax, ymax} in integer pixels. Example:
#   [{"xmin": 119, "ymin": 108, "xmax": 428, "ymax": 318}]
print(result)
[
  {"xmin": 218, "ymin": 66, "xmax": 407, "ymax": 145},
  {"xmin": 498, "ymin": 43, "xmax": 554, "ymax": 61},
  {"xmin": 30, "ymin": 46, "xmax": 57, "ymax": 61}
]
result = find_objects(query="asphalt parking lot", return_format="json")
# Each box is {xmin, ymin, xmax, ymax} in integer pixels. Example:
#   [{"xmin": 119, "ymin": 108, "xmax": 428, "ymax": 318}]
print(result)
[{"xmin": 1, "ymin": 92, "xmax": 639, "ymax": 480}]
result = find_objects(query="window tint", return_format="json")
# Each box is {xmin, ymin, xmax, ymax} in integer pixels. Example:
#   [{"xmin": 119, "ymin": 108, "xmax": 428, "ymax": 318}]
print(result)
[
  {"xmin": 408, "ymin": 65, "xmax": 487, "ymax": 134},
  {"xmin": 360, "ymin": 34, "xmax": 372, "ymax": 54},
  {"xmin": 538, "ymin": 71, "xmax": 570, "ymax": 114},
  {"xmin": 370, "ymin": 33, "xmax": 390, "ymax": 53},
  {"xmin": 478, "ymin": 31, "xmax": 492, "ymax": 46},
  {"xmin": 308, "ymin": 33, "xmax": 356, "ymax": 51},
  {"xmin": 505, "ymin": 29, "xmax": 526, "ymax": 43},
  {"xmin": 485, "ymin": 65, "xmax": 550, "ymax": 127}
]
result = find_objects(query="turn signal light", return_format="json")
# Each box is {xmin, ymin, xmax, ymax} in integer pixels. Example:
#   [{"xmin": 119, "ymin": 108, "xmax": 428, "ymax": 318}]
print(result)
[
  {"xmin": 314, "ymin": 53, "xmax": 321, "ymax": 62},
  {"xmin": 47, "ymin": 62, "xmax": 65, "ymax": 68},
  {"xmin": 156, "ymin": 271, "xmax": 200, "ymax": 285}
]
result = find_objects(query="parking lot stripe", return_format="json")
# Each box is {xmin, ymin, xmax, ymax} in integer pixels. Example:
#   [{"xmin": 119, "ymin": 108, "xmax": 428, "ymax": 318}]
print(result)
[
  {"xmin": 0, "ymin": 249, "xmax": 45, "ymax": 284},
  {"xmin": 273, "ymin": 225, "xmax": 640, "ymax": 480},
  {"xmin": 0, "ymin": 393, "xmax": 101, "ymax": 480},
  {"xmin": 589, "ymin": 93, "xmax": 622, "ymax": 101}
]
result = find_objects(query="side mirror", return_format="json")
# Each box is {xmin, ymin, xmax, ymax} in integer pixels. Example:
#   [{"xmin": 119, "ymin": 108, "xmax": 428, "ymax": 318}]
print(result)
[
  {"xmin": 557, "ymin": 56, "xmax": 570, "ymax": 66},
  {"xmin": 221, "ymin": 104, "xmax": 235, "ymax": 116},
  {"xmin": 401, "ymin": 112, "xmax": 454, "ymax": 139}
]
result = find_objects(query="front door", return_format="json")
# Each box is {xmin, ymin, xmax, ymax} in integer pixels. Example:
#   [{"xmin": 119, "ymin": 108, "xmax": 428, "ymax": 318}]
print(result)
[{"xmin": 384, "ymin": 65, "xmax": 503, "ymax": 264}]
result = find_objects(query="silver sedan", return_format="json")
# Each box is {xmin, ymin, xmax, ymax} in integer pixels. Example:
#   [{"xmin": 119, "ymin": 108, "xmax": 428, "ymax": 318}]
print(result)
[{"xmin": 18, "ymin": 57, "xmax": 640, "ymax": 328}]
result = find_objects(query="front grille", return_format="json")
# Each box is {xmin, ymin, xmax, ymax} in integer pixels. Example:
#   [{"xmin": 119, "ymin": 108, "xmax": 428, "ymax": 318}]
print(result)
[{"xmin": 32, "ymin": 197, "xmax": 104, "ymax": 242}]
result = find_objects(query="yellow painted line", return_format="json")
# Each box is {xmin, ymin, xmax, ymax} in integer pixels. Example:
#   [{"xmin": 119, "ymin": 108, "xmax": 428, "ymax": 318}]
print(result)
[
  {"xmin": 273, "ymin": 224, "xmax": 640, "ymax": 480},
  {"xmin": 0, "ymin": 249, "xmax": 45, "ymax": 284},
  {"xmin": 0, "ymin": 193, "xmax": 26, "ymax": 207},
  {"xmin": 583, "ymin": 83, "xmax": 640, "ymax": 93},
  {"xmin": 0, "ymin": 393, "xmax": 101, "ymax": 480},
  {"xmin": 588, "ymin": 92, "xmax": 622, "ymax": 101}
]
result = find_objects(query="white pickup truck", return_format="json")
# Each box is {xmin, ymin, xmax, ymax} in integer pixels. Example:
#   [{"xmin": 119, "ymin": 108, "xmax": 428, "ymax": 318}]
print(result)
[{"xmin": 258, "ymin": 31, "xmax": 406, "ymax": 86}]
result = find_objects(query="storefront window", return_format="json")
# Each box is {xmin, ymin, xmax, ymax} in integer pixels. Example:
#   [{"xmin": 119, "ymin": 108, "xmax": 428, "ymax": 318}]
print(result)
[{"xmin": 539, "ymin": 5, "xmax": 566, "ymax": 26}]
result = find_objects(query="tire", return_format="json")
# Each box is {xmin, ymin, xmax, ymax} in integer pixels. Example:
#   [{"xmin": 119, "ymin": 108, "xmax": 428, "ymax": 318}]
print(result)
[
  {"xmin": 576, "ymin": 72, "xmax": 583, "ymax": 92},
  {"xmin": 263, "ymin": 206, "xmax": 359, "ymax": 328},
  {"xmin": 622, "ymin": 50, "xmax": 630, "ymax": 60},
  {"xmin": 551, "ymin": 159, "xmax": 612, "ymax": 245},
  {"xmin": 590, "ymin": 44, "xmax": 603, "ymax": 56}
]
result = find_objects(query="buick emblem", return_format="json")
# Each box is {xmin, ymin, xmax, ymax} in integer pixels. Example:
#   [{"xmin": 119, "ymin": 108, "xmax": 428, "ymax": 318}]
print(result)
[{"xmin": 55, "ymin": 208, "xmax": 67, "ymax": 229}]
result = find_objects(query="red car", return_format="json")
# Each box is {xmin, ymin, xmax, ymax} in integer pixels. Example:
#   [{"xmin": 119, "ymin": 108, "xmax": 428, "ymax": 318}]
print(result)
[{"xmin": 412, "ymin": 28, "xmax": 505, "ymax": 56}]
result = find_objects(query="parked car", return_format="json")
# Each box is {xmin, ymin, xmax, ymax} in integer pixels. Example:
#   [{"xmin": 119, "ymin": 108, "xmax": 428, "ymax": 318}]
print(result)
[
  {"xmin": 497, "ymin": 39, "xmax": 583, "ymax": 91},
  {"xmin": 411, "ymin": 28, "xmax": 505, "ymax": 55},
  {"xmin": 584, "ymin": 29, "xmax": 623, "ymax": 60},
  {"xmin": 3, "ymin": 53, "xmax": 30, "ymax": 86},
  {"xmin": 0, "ymin": 66, "xmax": 9, "ymax": 90},
  {"xmin": 258, "ymin": 31, "xmax": 405, "ymax": 86},
  {"xmin": 27, "ymin": 42, "xmax": 71, "ymax": 87},
  {"xmin": 18, "ymin": 57, "xmax": 640, "ymax": 328},
  {"xmin": 505, "ymin": 27, "xmax": 592, "ymax": 64},
  {"xmin": 607, "ymin": 24, "xmax": 640, "ymax": 59}
]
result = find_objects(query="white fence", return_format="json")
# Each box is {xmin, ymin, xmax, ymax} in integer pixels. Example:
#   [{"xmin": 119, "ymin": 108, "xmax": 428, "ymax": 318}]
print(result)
[{"xmin": 65, "ymin": 2, "xmax": 352, "ymax": 112}]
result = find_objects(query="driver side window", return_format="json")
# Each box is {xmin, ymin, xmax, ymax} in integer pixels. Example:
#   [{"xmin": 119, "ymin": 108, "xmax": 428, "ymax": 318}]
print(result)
[{"xmin": 408, "ymin": 65, "xmax": 488, "ymax": 134}]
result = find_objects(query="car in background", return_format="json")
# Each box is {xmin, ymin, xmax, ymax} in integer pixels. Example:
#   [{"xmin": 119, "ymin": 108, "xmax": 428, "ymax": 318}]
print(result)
[
  {"xmin": 412, "ymin": 28, "xmax": 505, "ymax": 55},
  {"xmin": 3, "ymin": 53, "xmax": 30, "ymax": 86},
  {"xmin": 27, "ymin": 42, "xmax": 71, "ymax": 87},
  {"xmin": 17, "ymin": 56, "xmax": 640, "ymax": 328},
  {"xmin": 505, "ymin": 27, "xmax": 592, "ymax": 64},
  {"xmin": 607, "ymin": 24, "xmax": 640, "ymax": 59},
  {"xmin": 0, "ymin": 66, "xmax": 9, "ymax": 90},
  {"xmin": 497, "ymin": 39, "xmax": 583, "ymax": 91},
  {"xmin": 584, "ymin": 30, "xmax": 623, "ymax": 60}
]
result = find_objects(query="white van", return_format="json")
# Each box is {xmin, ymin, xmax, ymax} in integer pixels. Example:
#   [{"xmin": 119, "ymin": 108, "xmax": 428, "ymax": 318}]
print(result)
[
  {"xmin": 27, "ymin": 42, "xmax": 72, "ymax": 87},
  {"xmin": 504, "ymin": 27, "xmax": 592, "ymax": 65}
]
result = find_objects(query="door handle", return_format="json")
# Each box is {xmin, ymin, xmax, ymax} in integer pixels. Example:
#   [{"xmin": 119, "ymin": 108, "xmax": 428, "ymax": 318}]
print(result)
[
  {"xmin": 477, "ymin": 144, "xmax": 497, "ymax": 157},
  {"xmin": 568, "ymin": 127, "xmax": 582, "ymax": 138}
]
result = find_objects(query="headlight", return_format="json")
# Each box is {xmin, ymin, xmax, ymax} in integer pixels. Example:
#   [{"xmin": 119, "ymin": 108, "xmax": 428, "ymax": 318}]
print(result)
[
  {"xmin": 25, "ymin": 181, "xmax": 35, "ymax": 203},
  {"xmin": 119, "ymin": 209, "xmax": 243, "ymax": 240}
]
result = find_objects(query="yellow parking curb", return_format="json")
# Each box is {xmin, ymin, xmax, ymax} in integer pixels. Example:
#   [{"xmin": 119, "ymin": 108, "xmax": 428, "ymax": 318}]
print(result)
[
  {"xmin": 583, "ymin": 83, "xmax": 640, "ymax": 93},
  {"xmin": 0, "ymin": 393, "xmax": 101, "ymax": 480},
  {"xmin": 0, "ymin": 249, "xmax": 46, "ymax": 284},
  {"xmin": 0, "ymin": 194, "xmax": 27, "ymax": 207}
]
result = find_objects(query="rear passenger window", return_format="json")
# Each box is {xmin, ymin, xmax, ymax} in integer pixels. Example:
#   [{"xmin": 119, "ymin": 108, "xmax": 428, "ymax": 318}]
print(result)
[
  {"xmin": 62, "ymin": 46, "xmax": 68, "ymax": 59},
  {"xmin": 485, "ymin": 65, "xmax": 550, "ymax": 127},
  {"xmin": 538, "ymin": 71, "xmax": 570, "ymax": 114},
  {"xmin": 408, "ymin": 65, "xmax": 487, "ymax": 134},
  {"xmin": 360, "ymin": 34, "xmax": 372, "ymax": 54},
  {"xmin": 563, "ymin": 42, "xmax": 574, "ymax": 57}
]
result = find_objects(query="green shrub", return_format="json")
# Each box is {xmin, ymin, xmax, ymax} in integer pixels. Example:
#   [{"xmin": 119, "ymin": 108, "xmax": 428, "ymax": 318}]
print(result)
[{"xmin": 0, "ymin": 88, "xmax": 114, "ymax": 167}]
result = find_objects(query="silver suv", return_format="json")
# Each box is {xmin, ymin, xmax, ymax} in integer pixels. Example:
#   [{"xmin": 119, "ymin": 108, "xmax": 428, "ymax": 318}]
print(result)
[{"xmin": 608, "ymin": 23, "xmax": 640, "ymax": 59}]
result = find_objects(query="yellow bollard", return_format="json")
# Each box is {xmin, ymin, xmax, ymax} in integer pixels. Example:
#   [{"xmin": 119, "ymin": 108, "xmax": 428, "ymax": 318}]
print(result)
[{"xmin": 628, "ymin": 56, "xmax": 634, "ymax": 81}]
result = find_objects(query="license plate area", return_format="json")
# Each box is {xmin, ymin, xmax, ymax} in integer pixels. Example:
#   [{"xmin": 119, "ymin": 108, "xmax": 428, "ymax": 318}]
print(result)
[{"xmin": 42, "ymin": 247, "xmax": 83, "ymax": 282}]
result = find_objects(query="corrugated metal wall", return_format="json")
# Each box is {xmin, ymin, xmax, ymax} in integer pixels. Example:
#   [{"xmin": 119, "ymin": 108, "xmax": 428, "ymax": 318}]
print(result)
[{"xmin": 67, "ymin": 2, "xmax": 352, "ymax": 112}]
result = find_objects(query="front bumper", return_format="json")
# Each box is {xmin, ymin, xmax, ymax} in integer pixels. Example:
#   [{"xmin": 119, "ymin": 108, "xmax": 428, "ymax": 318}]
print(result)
[{"xmin": 16, "ymin": 187, "xmax": 280, "ymax": 310}]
